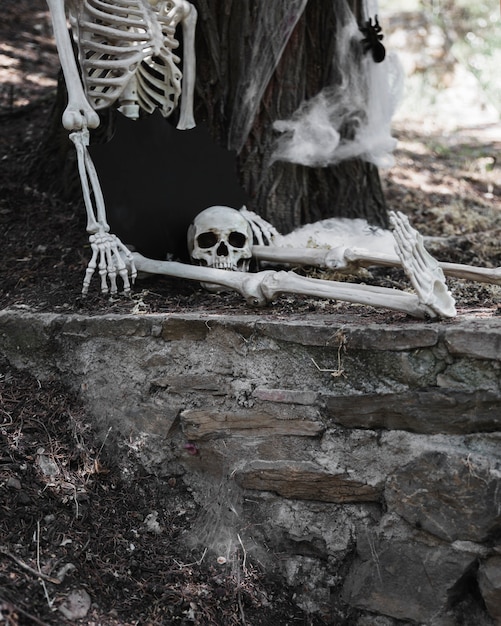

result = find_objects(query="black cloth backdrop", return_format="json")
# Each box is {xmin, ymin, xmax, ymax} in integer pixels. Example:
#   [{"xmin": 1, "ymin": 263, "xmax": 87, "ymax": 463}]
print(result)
[{"xmin": 89, "ymin": 111, "xmax": 248, "ymax": 261}]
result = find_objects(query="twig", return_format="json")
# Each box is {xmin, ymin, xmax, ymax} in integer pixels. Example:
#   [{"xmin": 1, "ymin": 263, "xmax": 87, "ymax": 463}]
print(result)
[
  {"xmin": 0, "ymin": 547, "xmax": 61, "ymax": 585},
  {"xmin": 366, "ymin": 531, "xmax": 382, "ymax": 584},
  {"xmin": 173, "ymin": 547, "xmax": 207, "ymax": 568},
  {"xmin": 96, "ymin": 426, "xmax": 112, "ymax": 458},
  {"xmin": 0, "ymin": 597, "xmax": 52, "ymax": 626},
  {"xmin": 236, "ymin": 533, "xmax": 247, "ymax": 575},
  {"xmin": 36, "ymin": 521, "xmax": 55, "ymax": 608},
  {"xmin": 311, "ymin": 357, "xmax": 345, "ymax": 378},
  {"xmin": 237, "ymin": 589, "xmax": 247, "ymax": 626}
]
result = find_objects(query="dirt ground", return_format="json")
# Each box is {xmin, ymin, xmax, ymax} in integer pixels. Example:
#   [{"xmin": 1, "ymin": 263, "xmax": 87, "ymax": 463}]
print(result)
[
  {"xmin": 1, "ymin": 365, "xmax": 329, "ymax": 626},
  {"xmin": 1, "ymin": 1, "xmax": 501, "ymax": 625},
  {"xmin": 1, "ymin": 1, "xmax": 500, "ymax": 320}
]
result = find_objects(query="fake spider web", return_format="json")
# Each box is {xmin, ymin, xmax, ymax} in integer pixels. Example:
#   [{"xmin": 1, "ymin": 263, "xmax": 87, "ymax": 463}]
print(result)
[{"xmin": 271, "ymin": 0, "xmax": 403, "ymax": 169}]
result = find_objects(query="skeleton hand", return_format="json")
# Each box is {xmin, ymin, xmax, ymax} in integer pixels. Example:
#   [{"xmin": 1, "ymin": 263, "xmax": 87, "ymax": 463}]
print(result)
[
  {"xmin": 390, "ymin": 211, "xmax": 456, "ymax": 318},
  {"xmin": 239, "ymin": 207, "xmax": 281, "ymax": 246},
  {"xmin": 82, "ymin": 232, "xmax": 137, "ymax": 296}
]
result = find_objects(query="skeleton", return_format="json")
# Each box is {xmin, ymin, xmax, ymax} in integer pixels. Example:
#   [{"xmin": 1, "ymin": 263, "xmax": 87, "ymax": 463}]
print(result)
[
  {"xmin": 46, "ymin": 2, "xmax": 495, "ymax": 319},
  {"xmin": 46, "ymin": 0, "xmax": 197, "ymax": 294},
  {"xmin": 138, "ymin": 203, "xmax": 497, "ymax": 318},
  {"xmin": 248, "ymin": 211, "xmax": 501, "ymax": 286},
  {"xmin": 119, "ymin": 207, "xmax": 455, "ymax": 319},
  {"xmin": 185, "ymin": 205, "xmax": 501, "ymax": 316}
]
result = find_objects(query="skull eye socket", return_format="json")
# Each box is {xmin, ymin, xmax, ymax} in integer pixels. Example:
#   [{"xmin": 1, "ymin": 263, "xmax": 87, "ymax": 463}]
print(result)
[
  {"xmin": 228, "ymin": 232, "xmax": 247, "ymax": 248},
  {"xmin": 197, "ymin": 232, "xmax": 219, "ymax": 249}
]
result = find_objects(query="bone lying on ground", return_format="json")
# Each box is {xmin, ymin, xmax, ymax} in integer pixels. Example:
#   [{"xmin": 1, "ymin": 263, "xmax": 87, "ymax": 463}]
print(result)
[
  {"xmin": 130, "ymin": 252, "xmax": 454, "ymax": 319},
  {"xmin": 177, "ymin": 208, "xmax": 456, "ymax": 318},
  {"xmin": 252, "ymin": 213, "xmax": 501, "ymax": 286}
]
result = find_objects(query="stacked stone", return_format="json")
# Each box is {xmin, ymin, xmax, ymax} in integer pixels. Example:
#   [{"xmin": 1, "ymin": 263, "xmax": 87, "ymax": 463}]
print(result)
[{"xmin": 1, "ymin": 310, "xmax": 500, "ymax": 624}]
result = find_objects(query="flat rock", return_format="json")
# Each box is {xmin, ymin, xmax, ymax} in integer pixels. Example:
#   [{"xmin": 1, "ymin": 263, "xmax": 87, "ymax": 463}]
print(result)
[
  {"xmin": 445, "ymin": 324, "xmax": 501, "ymax": 360},
  {"xmin": 235, "ymin": 460, "xmax": 381, "ymax": 503},
  {"xmin": 342, "ymin": 536, "xmax": 477, "ymax": 623},
  {"xmin": 385, "ymin": 451, "xmax": 501, "ymax": 542},
  {"xmin": 181, "ymin": 409, "xmax": 324, "ymax": 440},
  {"xmin": 478, "ymin": 556, "xmax": 501, "ymax": 623},
  {"xmin": 323, "ymin": 389, "xmax": 501, "ymax": 434}
]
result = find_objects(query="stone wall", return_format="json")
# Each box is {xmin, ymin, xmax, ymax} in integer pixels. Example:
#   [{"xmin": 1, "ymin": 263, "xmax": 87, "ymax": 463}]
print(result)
[{"xmin": 1, "ymin": 309, "xmax": 500, "ymax": 624}]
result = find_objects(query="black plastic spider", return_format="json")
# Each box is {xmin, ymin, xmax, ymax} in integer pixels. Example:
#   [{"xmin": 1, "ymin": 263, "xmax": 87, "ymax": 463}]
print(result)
[{"xmin": 359, "ymin": 15, "xmax": 386, "ymax": 63}]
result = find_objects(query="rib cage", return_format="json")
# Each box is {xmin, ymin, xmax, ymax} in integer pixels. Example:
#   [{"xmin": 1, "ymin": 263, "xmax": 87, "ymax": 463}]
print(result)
[{"xmin": 68, "ymin": 0, "xmax": 183, "ymax": 117}]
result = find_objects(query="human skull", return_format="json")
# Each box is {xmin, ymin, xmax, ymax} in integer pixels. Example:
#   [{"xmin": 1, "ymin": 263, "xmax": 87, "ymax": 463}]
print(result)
[{"xmin": 187, "ymin": 206, "xmax": 253, "ymax": 272}]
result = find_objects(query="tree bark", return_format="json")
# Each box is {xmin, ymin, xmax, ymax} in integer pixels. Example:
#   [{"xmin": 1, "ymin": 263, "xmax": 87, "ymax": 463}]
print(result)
[
  {"xmin": 36, "ymin": 0, "xmax": 389, "ymax": 233},
  {"xmin": 192, "ymin": 0, "xmax": 389, "ymax": 233}
]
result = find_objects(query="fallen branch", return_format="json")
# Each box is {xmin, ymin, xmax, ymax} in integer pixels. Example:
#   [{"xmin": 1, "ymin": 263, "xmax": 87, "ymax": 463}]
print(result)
[
  {"xmin": 0, "ymin": 546, "xmax": 61, "ymax": 585},
  {"xmin": 0, "ymin": 597, "xmax": 52, "ymax": 626}
]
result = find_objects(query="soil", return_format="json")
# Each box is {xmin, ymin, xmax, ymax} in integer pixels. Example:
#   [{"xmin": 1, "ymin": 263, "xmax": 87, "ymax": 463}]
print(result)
[
  {"xmin": 1, "ymin": 2, "xmax": 500, "ymax": 625},
  {"xmin": 1, "ymin": 1, "xmax": 500, "ymax": 320},
  {"xmin": 1, "ymin": 366, "xmax": 331, "ymax": 626}
]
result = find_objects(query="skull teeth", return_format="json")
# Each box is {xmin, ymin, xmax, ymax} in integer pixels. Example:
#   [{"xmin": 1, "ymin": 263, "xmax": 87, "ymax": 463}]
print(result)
[{"xmin": 214, "ymin": 260, "xmax": 238, "ymax": 270}]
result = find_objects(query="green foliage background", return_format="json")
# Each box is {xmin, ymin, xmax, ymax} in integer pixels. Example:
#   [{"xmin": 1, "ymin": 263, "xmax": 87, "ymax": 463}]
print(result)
[{"xmin": 380, "ymin": 0, "xmax": 501, "ymax": 115}]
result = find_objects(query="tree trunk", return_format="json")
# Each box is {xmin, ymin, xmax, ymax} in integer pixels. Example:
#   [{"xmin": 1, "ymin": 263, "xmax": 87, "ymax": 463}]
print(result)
[
  {"xmin": 36, "ymin": 0, "xmax": 389, "ymax": 233},
  {"xmin": 192, "ymin": 0, "xmax": 389, "ymax": 233}
]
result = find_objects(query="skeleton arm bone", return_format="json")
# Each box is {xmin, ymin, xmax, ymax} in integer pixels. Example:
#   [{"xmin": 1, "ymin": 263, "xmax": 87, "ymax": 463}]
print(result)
[
  {"xmin": 343, "ymin": 248, "xmax": 501, "ymax": 285},
  {"xmin": 70, "ymin": 128, "xmax": 136, "ymax": 295},
  {"xmin": 252, "ymin": 245, "xmax": 351, "ymax": 270},
  {"xmin": 130, "ymin": 254, "xmax": 271, "ymax": 306},
  {"xmin": 430, "ymin": 262, "xmax": 501, "ymax": 285},
  {"xmin": 173, "ymin": 2, "xmax": 197, "ymax": 130},
  {"xmin": 252, "ymin": 219, "xmax": 501, "ymax": 286},
  {"xmin": 46, "ymin": 0, "xmax": 100, "ymax": 130},
  {"xmin": 260, "ymin": 271, "xmax": 437, "ymax": 318},
  {"xmin": 130, "ymin": 253, "xmax": 441, "ymax": 318}
]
